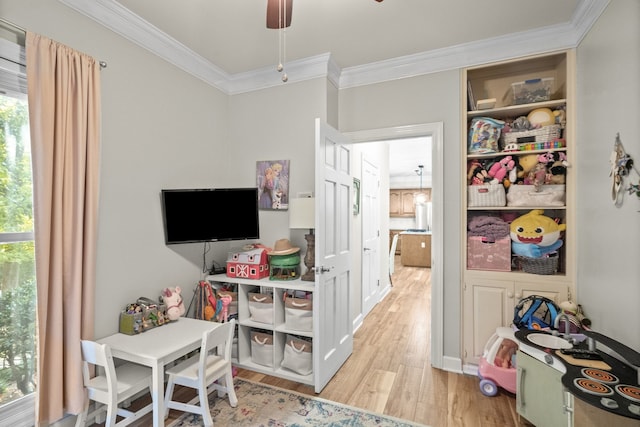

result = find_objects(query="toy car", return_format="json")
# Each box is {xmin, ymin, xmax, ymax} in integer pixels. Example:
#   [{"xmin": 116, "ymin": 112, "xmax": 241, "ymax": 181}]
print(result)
[{"xmin": 477, "ymin": 326, "xmax": 518, "ymax": 396}]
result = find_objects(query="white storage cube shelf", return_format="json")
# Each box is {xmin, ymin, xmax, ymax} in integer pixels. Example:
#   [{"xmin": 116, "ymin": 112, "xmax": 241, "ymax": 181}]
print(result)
[{"xmin": 207, "ymin": 274, "xmax": 315, "ymax": 385}]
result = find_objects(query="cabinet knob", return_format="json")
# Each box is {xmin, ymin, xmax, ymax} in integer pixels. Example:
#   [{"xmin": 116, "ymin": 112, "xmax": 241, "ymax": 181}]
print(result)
[{"xmin": 507, "ymin": 291, "xmax": 514, "ymax": 298}]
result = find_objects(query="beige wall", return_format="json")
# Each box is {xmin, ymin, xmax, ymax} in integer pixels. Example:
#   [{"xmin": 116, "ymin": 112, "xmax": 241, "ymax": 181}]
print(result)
[
  {"xmin": 339, "ymin": 72, "xmax": 462, "ymax": 356},
  {"xmin": 576, "ymin": 0, "xmax": 640, "ymax": 350},
  {"xmin": 227, "ymin": 78, "xmax": 328, "ymax": 253},
  {"xmin": 1, "ymin": 0, "xmax": 232, "ymax": 339}
]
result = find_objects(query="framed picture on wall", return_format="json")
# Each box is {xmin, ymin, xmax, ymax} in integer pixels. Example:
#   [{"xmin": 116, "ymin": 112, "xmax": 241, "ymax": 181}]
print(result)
[{"xmin": 256, "ymin": 160, "xmax": 290, "ymax": 210}]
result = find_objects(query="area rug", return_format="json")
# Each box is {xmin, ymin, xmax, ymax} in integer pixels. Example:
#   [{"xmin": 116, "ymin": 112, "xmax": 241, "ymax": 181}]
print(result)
[{"xmin": 168, "ymin": 378, "xmax": 428, "ymax": 427}]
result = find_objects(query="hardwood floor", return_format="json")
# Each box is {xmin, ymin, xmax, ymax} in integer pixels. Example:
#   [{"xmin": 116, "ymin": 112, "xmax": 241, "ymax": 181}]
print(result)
[
  {"xmin": 93, "ymin": 257, "xmax": 532, "ymax": 426},
  {"xmin": 240, "ymin": 257, "xmax": 532, "ymax": 427}
]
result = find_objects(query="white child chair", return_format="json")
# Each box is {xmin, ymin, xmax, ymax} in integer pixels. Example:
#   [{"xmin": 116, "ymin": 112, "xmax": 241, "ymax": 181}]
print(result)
[
  {"xmin": 75, "ymin": 340, "xmax": 153, "ymax": 427},
  {"xmin": 164, "ymin": 319, "xmax": 238, "ymax": 427}
]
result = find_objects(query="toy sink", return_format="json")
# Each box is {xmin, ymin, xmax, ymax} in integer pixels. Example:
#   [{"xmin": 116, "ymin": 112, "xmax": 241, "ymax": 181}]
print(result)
[{"xmin": 527, "ymin": 333, "xmax": 573, "ymax": 350}]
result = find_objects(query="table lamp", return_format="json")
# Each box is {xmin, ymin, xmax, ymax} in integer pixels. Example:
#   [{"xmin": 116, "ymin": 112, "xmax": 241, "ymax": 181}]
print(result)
[{"xmin": 289, "ymin": 197, "xmax": 315, "ymax": 281}]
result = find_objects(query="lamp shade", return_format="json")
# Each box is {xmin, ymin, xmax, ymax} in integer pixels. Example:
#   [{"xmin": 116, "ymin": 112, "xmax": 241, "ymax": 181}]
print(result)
[{"xmin": 289, "ymin": 197, "xmax": 315, "ymax": 229}]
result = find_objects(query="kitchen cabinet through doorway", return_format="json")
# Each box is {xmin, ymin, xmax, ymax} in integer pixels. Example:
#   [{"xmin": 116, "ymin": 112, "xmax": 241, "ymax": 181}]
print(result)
[{"xmin": 400, "ymin": 231, "xmax": 431, "ymax": 267}]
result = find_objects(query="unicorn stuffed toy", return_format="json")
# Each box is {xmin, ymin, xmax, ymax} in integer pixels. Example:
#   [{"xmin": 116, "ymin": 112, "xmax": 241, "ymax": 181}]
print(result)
[{"xmin": 161, "ymin": 287, "xmax": 186, "ymax": 321}]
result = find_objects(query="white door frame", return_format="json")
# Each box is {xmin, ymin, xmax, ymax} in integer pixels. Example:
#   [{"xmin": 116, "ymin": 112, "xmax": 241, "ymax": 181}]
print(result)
[
  {"xmin": 344, "ymin": 122, "xmax": 444, "ymax": 368},
  {"xmin": 361, "ymin": 156, "xmax": 380, "ymax": 319}
]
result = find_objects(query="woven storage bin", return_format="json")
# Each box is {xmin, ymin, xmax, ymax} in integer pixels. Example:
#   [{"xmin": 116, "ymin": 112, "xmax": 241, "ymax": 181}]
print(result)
[
  {"xmin": 516, "ymin": 254, "xmax": 559, "ymax": 275},
  {"xmin": 502, "ymin": 124, "xmax": 561, "ymax": 145},
  {"xmin": 468, "ymin": 183, "xmax": 506, "ymax": 207}
]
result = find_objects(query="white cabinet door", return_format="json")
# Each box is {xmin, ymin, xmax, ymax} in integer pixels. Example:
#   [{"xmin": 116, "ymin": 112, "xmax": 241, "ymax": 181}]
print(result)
[
  {"xmin": 517, "ymin": 351, "xmax": 571, "ymax": 427},
  {"xmin": 464, "ymin": 278, "xmax": 514, "ymax": 364},
  {"xmin": 464, "ymin": 277, "xmax": 570, "ymax": 364},
  {"xmin": 516, "ymin": 281, "xmax": 570, "ymax": 307}
]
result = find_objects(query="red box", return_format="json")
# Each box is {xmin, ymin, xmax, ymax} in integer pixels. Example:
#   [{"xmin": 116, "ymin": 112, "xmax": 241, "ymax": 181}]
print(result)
[
  {"xmin": 226, "ymin": 248, "xmax": 269, "ymax": 280},
  {"xmin": 467, "ymin": 236, "xmax": 511, "ymax": 272}
]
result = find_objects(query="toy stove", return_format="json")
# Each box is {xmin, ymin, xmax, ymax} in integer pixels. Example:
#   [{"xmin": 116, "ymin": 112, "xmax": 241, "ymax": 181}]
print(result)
[{"xmin": 570, "ymin": 368, "xmax": 640, "ymax": 417}]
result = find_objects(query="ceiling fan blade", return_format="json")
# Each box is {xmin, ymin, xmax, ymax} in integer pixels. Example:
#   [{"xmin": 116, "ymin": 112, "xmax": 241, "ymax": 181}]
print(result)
[{"xmin": 266, "ymin": 0, "xmax": 293, "ymax": 29}]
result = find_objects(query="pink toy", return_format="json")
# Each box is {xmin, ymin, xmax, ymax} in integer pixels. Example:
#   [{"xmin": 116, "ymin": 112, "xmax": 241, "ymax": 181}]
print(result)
[
  {"xmin": 162, "ymin": 287, "xmax": 186, "ymax": 321},
  {"xmin": 537, "ymin": 151, "xmax": 555, "ymax": 164},
  {"xmin": 488, "ymin": 156, "xmax": 515, "ymax": 183},
  {"xmin": 478, "ymin": 326, "xmax": 518, "ymax": 396},
  {"xmin": 217, "ymin": 294, "xmax": 232, "ymax": 323}
]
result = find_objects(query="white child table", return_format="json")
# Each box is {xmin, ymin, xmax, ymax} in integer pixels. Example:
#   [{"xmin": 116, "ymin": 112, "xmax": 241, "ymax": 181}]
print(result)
[{"xmin": 97, "ymin": 317, "xmax": 221, "ymax": 427}]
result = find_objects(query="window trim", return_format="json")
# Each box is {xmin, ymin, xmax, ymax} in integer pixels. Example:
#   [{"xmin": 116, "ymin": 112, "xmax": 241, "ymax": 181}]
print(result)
[
  {"xmin": 0, "ymin": 232, "xmax": 34, "ymax": 243},
  {"xmin": 0, "ymin": 394, "xmax": 35, "ymax": 427}
]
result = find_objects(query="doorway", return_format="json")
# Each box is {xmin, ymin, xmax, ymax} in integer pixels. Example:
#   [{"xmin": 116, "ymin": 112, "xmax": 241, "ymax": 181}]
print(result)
[{"xmin": 345, "ymin": 122, "xmax": 444, "ymax": 368}]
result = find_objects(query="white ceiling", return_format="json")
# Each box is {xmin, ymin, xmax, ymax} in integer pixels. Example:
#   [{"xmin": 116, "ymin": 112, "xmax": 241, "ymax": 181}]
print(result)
[
  {"xmin": 60, "ymin": 0, "xmax": 607, "ymax": 93},
  {"xmin": 388, "ymin": 137, "xmax": 432, "ymax": 184},
  {"xmin": 113, "ymin": 0, "xmax": 580, "ymax": 75},
  {"xmin": 57, "ymin": 0, "xmax": 606, "ymax": 183}
]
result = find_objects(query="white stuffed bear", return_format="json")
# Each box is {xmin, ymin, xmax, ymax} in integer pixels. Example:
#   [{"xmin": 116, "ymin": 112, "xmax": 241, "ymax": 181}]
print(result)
[{"xmin": 161, "ymin": 287, "xmax": 186, "ymax": 321}]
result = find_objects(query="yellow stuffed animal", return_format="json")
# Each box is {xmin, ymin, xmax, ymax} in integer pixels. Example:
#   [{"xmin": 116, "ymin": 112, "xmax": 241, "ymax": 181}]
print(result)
[
  {"xmin": 510, "ymin": 209, "xmax": 566, "ymax": 258},
  {"xmin": 516, "ymin": 154, "xmax": 540, "ymax": 182}
]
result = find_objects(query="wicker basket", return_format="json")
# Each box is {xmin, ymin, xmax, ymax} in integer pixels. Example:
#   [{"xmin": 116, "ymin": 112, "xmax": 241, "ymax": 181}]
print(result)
[
  {"xmin": 502, "ymin": 124, "xmax": 561, "ymax": 145},
  {"xmin": 515, "ymin": 254, "xmax": 559, "ymax": 275}
]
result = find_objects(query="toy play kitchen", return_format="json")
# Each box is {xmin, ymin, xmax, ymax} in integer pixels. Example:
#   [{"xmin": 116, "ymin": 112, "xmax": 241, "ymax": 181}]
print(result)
[{"xmin": 515, "ymin": 324, "xmax": 640, "ymax": 426}]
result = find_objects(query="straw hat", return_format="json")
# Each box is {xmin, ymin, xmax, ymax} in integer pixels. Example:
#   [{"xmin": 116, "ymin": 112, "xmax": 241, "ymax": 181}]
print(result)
[{"xmin": 269, "ymin": 238, "xmax": 300, "ymax": 256}]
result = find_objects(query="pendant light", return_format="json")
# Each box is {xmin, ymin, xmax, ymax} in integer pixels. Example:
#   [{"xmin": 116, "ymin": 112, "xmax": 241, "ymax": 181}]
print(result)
[{"xmin": 415, "ymin": 165, "xmax": 428, "ymax": 204}]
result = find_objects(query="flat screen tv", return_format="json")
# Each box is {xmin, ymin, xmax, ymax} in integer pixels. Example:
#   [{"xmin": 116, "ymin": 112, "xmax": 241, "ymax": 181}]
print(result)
[{"xmin": 161, "ymin": 188, "xmax": 260, "ymax": 244}]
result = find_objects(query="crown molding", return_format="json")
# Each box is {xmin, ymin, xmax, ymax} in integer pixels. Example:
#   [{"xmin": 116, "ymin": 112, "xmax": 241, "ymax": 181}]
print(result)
[
  {"xmin": 58, "ymin": 0, "xmax": 232, "ymax": 91},
  {"xmin": 57, "ymin": 0, "xmax": 609, "ymax": 94},
  {"xmin": 226, "ymin": 53, "xmax": 337, "ymax": 95}
]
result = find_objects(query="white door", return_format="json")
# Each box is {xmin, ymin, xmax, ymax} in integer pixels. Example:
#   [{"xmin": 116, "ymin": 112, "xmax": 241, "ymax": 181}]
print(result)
[
  {"xmin": 361, "ymin": 157, "xmax": 380, "ymax": 317},
  {"xmin": 313, "ymin": 118, "xmax": 354, "ymax": 392}
]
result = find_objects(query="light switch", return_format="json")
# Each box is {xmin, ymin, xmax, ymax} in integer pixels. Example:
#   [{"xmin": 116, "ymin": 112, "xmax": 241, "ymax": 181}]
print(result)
[{"xmin": 421, "ymin": 242, "xmax": 425, "ymax": 248}]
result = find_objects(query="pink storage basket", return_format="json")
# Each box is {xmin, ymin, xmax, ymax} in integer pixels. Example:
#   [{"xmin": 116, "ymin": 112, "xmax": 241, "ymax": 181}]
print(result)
[{"xmin": 467, "ymin": 236, "xmax": 511, "ymax": 272}]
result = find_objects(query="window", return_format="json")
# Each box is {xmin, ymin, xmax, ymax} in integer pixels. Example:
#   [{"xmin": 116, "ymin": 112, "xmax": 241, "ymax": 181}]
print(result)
[{"xmin": 0, "ymin": 35, "xmax": 36, "ymax": 427}]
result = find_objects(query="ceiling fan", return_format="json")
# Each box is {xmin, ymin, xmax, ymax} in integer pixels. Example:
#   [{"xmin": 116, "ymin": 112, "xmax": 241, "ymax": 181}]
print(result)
[
  {"xmin": 266, "ymin": 0, "xmax": 383, "ymax": 29},
  {"xmin": 266, "ymin": 0, "xmax": 292, "ymax": 29},
  {"xmin": 266, "ymin": 0, "xmax": 382, "ymax": 81}
]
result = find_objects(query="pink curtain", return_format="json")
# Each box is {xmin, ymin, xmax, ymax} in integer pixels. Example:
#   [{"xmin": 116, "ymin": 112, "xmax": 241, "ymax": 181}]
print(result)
[{"xmin": 26, "ymin": 32, "xmax": 101, "ymax": 426}]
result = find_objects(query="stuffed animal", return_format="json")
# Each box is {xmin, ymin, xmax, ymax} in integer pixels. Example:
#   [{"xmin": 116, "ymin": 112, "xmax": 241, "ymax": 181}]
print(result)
[
  {"xmin": 557, "ymin": 301, "xmax": 583, "ymax": 333},
  {"xmin": 488, "ymin": 156, "xmax": 515, "ymax": 183},
  {"xmin": 548, "ymin": 152, "xmax": 569, "ymax": 185},
  {"xmin": 216, "ymin": 294, "xmax": 232, "ymax": 323},
  {"xmin": 516, "ymin": 154, "xmax": 540, "ymax": 182},
  {"xmin": 510, "ymin": 209, "xmax": 566, "ymax": 258},
  {"xmin": 161, "ymin": 287, "xmax": 186, "ymax": 321},
  {"xmin": 553, "ymin": 108, "xmax": 566, "ymax": 127},
  {"xmin": 511, "ymin": 116, "xmax": 532, "ymax": 131},
  {"xmin": 467, "ymin": 159, "xmax": 491, "ymax": 185}
]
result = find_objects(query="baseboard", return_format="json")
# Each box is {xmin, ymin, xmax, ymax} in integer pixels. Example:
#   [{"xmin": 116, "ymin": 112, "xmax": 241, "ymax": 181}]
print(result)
[
  {"xmin": 379, "ymin": 284, "xmax": 392, "ymax": 300},
  {"xmin": 462, "ymin": 363, "xmax": 479, "ymax": 377},
  {"xmin": 441, "ymin": 356, "xmax": 463, "ymax": 374},
  {"xmin": 352, "ymin": 313, "xmax": 364, "ymax": 333}
]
